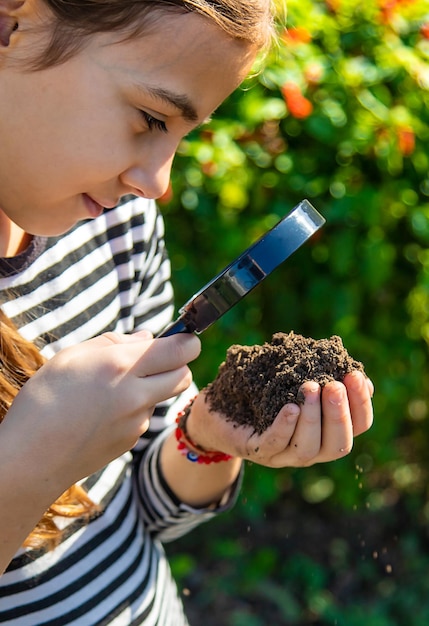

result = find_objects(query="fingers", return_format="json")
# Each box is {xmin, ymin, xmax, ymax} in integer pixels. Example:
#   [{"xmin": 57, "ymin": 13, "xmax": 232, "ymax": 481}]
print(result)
[
  {"xmin": 130, "ymin": 366, "xmax": 194, "ymax": 408},
  {"xmin": 102, "ymin": 329, "xmax": 154, "ymax": 343},
  {"xmin": 342, "ymin": 371, "xmax": 374, "ymax": 436},
  {"xmin": 53, "ymin": 331, "xmax": 201, "ymax": 424},
  {"xmin": 131, "ymin": 334, "xmax": 201, "ymax": 377},
  {"xmin": 107, "ymin": 333, "xmax": 200, "ymax": 408},
  {"xmin": 243, "ymin": 371, "xmax": 373, "ymax": 469},
  {"xmin": 297, "ymin": 372, "xmax": 372, "ymax": 463},
  {"xmin": 82, "ymin": 331, "xmax": 201, "ymax": 377},
  {"xmin": 245, "ymin": 403, "xmax": 300, "ymax": 461},
  {"xmin": 320, "ymin": 380, "xmax": 354, "ymax": 460},
  {"xmin": 287, "ymin": 382, "xmax": 323, "ymax": 463},
  {"xmin": 254, "ymin": 382, "xmax": 330, "ymax": 467}
]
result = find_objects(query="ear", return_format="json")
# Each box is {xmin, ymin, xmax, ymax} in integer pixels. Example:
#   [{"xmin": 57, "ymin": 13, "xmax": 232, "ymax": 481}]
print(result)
[{"xmin": 0, "ymin": 0, "xmax": 24, "ymax": 47}]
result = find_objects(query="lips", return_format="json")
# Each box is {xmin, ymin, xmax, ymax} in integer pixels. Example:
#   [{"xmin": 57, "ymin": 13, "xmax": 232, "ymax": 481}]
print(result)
[
  {"xmin": 83, "ymin": 194, "xmax": 104, "ymax": 218},
  {"xmin": 96, "ymin": 198, "xmax": 120, "ymax": 209},
  {"xmin": 83, "ymin": 193, "xmax": 122, "ymax": 218}
]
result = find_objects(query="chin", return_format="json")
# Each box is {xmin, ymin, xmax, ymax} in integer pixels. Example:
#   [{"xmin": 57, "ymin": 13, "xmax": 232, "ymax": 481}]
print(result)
[
  {"xmin": 3, "ymin": 200, "xmax": 93, "ymax": 238},
  {"xmin": 24, "ymin": 218, "xmax": 83, "ymax": 238}
]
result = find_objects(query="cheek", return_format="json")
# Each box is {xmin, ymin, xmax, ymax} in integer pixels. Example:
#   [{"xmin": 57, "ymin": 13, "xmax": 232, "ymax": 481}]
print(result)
[
  {"xmin": 38, "ymin": 115, "xmax": 132, "ymax": 186},
  {"xmin": 34, "ymin": 74, "xmax": 132, "ymax": 172},
  {"xmin": 69, "ymin": 107, "xmax": 136, "ymax": 177}
]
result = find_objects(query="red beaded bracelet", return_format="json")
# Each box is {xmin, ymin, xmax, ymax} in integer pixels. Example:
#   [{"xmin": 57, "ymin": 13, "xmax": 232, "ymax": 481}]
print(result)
[{"xmin": 175, "ymin": 397, "xmax": 233, "ymax": 464}]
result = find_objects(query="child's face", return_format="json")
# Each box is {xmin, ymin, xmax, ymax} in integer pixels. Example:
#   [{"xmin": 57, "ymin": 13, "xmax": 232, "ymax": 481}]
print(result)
[{"xmin": 0, "ymin": 11, "xmax": 255, "ymax": 236}]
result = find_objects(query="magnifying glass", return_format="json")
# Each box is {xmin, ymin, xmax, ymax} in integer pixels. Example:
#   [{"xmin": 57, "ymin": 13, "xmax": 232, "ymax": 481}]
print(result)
[{"xmin": 158, "ymin": 199, "xmax": 325, "ymax": 337}]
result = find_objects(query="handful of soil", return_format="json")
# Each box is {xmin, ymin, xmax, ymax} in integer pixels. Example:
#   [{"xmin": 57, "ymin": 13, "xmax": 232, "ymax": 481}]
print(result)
[{"xmin": 205, "ymin": 332, "xmax": 365, "ymax": 435}]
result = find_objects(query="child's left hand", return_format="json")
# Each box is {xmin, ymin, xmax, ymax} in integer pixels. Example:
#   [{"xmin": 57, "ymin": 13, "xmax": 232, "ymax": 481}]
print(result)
[{"xmin": 188, "ymin": 371, "xmax": 374, "ymax": 468}]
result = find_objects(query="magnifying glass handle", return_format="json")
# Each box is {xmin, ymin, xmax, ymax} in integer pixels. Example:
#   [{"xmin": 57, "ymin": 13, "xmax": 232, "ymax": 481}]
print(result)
[{"xmin": 157, "ymin": 199, "xmax": 325, "ymax": 338}]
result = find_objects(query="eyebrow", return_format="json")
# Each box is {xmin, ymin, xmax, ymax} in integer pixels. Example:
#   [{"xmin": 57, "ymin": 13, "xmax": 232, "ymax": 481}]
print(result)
[{"xmin": 143, "ymin": 85, "xmax": 199, "ymax": 123}]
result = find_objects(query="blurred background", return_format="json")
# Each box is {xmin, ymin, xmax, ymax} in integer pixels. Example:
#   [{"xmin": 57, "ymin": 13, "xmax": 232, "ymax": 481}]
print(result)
[{"xmin": 161, "ymin": 0, "xmax": 429, "ymax": 623}]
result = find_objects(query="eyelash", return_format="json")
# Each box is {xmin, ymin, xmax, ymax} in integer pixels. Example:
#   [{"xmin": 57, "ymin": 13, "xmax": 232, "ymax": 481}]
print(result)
[{"xmin": 140, "ymin": 111, "xmax": 168, "ymax": 133}]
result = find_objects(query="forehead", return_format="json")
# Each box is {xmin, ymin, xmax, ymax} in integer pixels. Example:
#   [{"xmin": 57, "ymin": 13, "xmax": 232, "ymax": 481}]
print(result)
[
  {"xmin": 120, "ymin": 11, "xmax": 255, "ymax": 76},
  {"xmin": 100, "ymin": 11, "xmax": 257, "ymax": 118}
]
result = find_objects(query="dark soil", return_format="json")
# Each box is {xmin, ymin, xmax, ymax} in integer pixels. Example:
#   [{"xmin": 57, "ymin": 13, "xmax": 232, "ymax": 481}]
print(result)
[{"xmin": 205, "ymin": 331, "xmax": 365, "ymax": 434}]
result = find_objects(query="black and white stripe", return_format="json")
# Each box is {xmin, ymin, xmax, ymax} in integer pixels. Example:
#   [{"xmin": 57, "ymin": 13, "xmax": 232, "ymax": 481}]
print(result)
[{"xmin": 0, "ymin": 198, "xmax": 238, "ymax": 625}]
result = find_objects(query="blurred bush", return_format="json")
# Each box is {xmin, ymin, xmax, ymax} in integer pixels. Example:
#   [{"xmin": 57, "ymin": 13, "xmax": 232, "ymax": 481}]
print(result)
[{"xmin": 162, "ymin": 0, "xmax": 429, "ymax": 622}]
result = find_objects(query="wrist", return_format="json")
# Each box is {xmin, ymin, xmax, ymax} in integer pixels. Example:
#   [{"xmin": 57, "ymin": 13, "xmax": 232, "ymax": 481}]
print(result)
[{"xmin": 175, "ymin": 396, "xmax": 233, "ymax": 464}]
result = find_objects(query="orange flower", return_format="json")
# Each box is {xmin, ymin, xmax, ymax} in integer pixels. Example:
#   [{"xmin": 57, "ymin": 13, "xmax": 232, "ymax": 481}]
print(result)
[
  {"xmin": 325, "ymin": 0, "xmax": 341, "ymax": 12},
  {"xmin": 378, "ymin": 0, "xmax": 416, "ymax": 24},
  {"xmin": 281, "ymin": 82, "xmax": 314, "ymax": 119},
  {"xmin": 282, "ymin": 26, "xmax": 312, "ymax": 45},
  {"xmin": 421, "ymin": 23, "xmax": 429, "ymax": 39},
  {"xmin": 378, "ymin": 0, "xmax": 398, "ymax": 23},
  {"xmin": 397, "ymin": 127, "xmax": 415, "ymax": 156},
  {"xmin": 201, "ymin": 161, "xmax": 218, "ymax": 177}
]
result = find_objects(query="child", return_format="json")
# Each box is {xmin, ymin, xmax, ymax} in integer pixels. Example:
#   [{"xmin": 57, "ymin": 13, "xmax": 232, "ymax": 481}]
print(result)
[{"xmin": 0, "ymin": 0, "xmax": 374, "ymax": 623}]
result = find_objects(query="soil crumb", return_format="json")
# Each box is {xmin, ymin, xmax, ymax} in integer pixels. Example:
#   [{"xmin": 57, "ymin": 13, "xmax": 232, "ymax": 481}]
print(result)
[{"xmin": 205, "ymin": 331, "xmax": 365, "ymax": 434}]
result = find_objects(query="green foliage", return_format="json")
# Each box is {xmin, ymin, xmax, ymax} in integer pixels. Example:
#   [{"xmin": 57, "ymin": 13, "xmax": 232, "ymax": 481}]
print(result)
[{"xmin": 163, "ymin": 0, "xmax": 429, "ymax": 622}]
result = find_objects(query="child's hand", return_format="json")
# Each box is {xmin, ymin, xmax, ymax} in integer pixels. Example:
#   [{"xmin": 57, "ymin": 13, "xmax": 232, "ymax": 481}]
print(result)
[
  {"xmin": 2, "ymin": 331, "xmax": 201, "ymax": 487},
  {"xmin": 189, "ymin": 371, "xmax": 373, "ymax": 468}
]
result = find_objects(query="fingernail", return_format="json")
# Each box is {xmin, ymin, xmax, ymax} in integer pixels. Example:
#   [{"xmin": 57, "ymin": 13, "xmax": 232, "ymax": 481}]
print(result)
[
  {"xmin": 329, "ymin": 387, "xmax": 344, "ymax": 405},
  {"xmin": 285, "ymin": 404, "xmax": 300, "ymax": 422},
  {"xmin": 349, "ymin": 370, "xmax": 364, "ymax": 384},
  {"xmin": 306, "ymin": 382, "xmax": 319, "ymax": 393}
]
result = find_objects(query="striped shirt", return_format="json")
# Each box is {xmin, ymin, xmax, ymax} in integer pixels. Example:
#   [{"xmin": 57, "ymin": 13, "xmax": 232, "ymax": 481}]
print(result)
[{"xmin": 0, "ymin": 198, "xmax": 239, "ymax": 625}]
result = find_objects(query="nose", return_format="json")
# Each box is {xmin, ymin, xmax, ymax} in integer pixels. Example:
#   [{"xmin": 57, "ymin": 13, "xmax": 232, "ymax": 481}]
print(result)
[{"xmin": 120, "ymin": 143, "xmax": 176, "ymax": 200}]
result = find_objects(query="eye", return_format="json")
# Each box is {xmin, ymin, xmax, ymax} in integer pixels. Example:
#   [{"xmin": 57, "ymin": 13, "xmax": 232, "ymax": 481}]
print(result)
[{"xmin": 140, "ymin": 110, "xmax": 168, "ymax": 133}]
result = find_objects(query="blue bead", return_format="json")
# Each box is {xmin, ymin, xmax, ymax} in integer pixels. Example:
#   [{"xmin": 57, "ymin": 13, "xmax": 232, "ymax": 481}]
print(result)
[{"xmin": 186, "ymin": 451, "xmax": 199, "ymax": 462}]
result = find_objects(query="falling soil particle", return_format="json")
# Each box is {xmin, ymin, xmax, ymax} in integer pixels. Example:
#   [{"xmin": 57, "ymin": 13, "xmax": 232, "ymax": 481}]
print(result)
[{"xmin": 205, "ymin": 331, "xmax": 365, "ymax": 435}]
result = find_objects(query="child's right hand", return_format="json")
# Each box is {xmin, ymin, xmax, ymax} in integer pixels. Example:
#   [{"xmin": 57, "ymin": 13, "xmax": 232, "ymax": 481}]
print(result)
[{"xmin": 1, "ymin": 331, "xmax": 201, "ymax": 488}]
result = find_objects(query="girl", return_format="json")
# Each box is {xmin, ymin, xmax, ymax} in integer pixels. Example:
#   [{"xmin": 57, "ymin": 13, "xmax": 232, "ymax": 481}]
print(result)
[{"xmin": 0, "ymin": 0, "xmax": 373, "ymax": 623}]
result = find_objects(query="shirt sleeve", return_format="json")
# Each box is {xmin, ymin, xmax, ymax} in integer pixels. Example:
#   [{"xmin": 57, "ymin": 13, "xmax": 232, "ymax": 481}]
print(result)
[
  {"xmin": 131, "ymin": 393, "xmax": 243, "ymax": 543},
  {"xmin": 126, "ymin": 199, "xmax": 243, "ymax": 540}
]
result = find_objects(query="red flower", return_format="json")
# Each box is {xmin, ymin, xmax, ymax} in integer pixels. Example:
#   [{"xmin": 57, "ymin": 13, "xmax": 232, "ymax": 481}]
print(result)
[
  {"xmin": 325, "ymin": 0, "xmax": 341, "ymax": 12},
  {"xmin": 281, "ymin": 82, "xmax": 314, "ymax": 120},
  {"xmin": 378, "ymin": 0, "xmax": 416, "ymax": 24},
  {"xmin": 201, "ymin": 161, "xmax": 218, "ymax": 177},
  {"xmin": 397, "ymin": 127, "xmax": 415, "ymax": 156},
  {"xmin": 282, "ymin": 26, "xmax": 312, "ymax": 45},
  {"xmin": 421, "ymin": 23, "xmax": 429, "ymax": 39}
]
